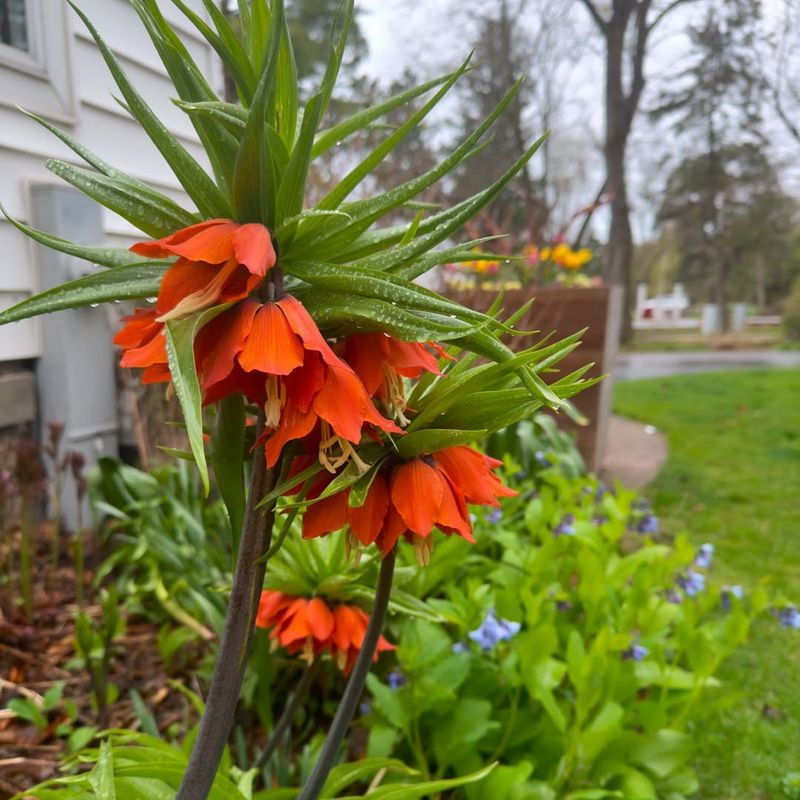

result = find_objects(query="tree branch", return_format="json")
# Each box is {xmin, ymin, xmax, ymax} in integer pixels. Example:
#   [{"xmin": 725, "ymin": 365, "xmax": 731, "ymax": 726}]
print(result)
[
  {"xmin": 647, "ymin": 0, "xmax": 699, "ymax": 35},
  {"xmin": 577, "ymin": 0, "xmax": 607, "ymax": 33}
]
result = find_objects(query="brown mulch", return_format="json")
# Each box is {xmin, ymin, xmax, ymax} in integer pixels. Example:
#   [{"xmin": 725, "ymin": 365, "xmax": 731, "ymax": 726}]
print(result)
[{"xmin": 0, "ymin": 531, "xmax": 206, "ymax": 799}]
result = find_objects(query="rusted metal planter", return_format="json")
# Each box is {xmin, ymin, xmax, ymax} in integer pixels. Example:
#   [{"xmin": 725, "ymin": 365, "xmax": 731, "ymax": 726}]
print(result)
[{"xmin": 444, "ymin": 285, "xmax": 623, "ymax": 471}]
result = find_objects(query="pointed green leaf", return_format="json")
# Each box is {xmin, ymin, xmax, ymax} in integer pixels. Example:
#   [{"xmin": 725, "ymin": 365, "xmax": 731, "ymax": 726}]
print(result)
[
  {"xmin": 164, "ymin": 307, "xmax": 227, "ymax": 495},
  {"xmin": 312, "ymin": 72, "xmax": 453, "ymax": 158},
  {"xmin": 211, "ymin": 394, "xmax": 247, "ymax": 562},
  {"xmin": 336, "ymin": 763, "xmax": 495, "ymax": 799},
  {"xmin": 0, "ymin": 204, "xmax": 144, "ymax": 268},
  {"xmin": 46, "ymin": 159, "xmax": 198, "ymax": 238},
  {"xmin": 314, "ymin": 55, "xmax": 471, "ymax": 213},
  {"xmin": 87, "ymin": 740, "xmax": 116, "ymax": 799},
  {"xmin": 395, "ymin": 429, "xmax": 487, "ymax": 458},
  {"xmin": 0, "ymin": 263, "xmax": 168, "ymax": 325},
  {"xmin": 67, "ymin": 1, "xmax": 231, "ymax": 218},
  {"xmin": 233, "ymin": 0, "xmax": 285, "ymax": 223}
]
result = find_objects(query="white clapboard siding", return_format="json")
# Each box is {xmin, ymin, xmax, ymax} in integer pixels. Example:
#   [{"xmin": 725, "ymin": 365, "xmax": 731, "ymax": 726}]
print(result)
[{"xmin": 0, "ymin": 0, "xmax": 223, "ymax": 361}]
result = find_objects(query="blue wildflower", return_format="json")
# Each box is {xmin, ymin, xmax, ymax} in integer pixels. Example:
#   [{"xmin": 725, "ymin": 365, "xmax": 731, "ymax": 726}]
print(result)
[
  {"xmin": 622, "ymin": 643, "xmax": 649, "ymax": 661},
  {"xmin": 556, "ymin": 599, "xmax": 572, "ymax": 613},
  {"xmin": 695, "ymin": 543, "xmax": 714, "ymax": 569},
  {"xmin": 667, "ymin": 590, "xmax": 683, "ymax": 604},
  {"xmin": 359, "ymin": 701, "xmax": 372, "ymax": 716},
  {"xmin": 592, "ymin": 514, "xmax": 607, "ymax": 526},
  {"xmin": 677, "ymin": 570, "xmax": 706, "ymax": 598},
  {"xmin": 636, "ymin": 513, "xmax": 660, "ymax": 534},
  {"xmin": 514, "ymin": 469, "xmax": 528, "ymax": 481},
  {"xmin": 451, "ymin": 641, "xmax": 467, "ymax": 654},
  {"xmin": 487, "ymin": 508, "xmax": 503, "ymax": 525},
  {"xmin": 594, "ymin": 484, "xmax": 607, "ymax": 503},
  {"xmin": 387, "ymin": 669, "xmax": 406, "ymax": 690},
  {"xmin": 721, "ymin": 585, "xmax": 744, "ymax": 611},
  {"xmin": 534, "ymin": 450, "xmax": 551, "ymax": 467},
  {"xmin": 778, "ymin": 606, "xmax": 800, "ymax": 629},
  {"xmin": 553, "ymin": 513, "xmax": 576, "ymax": 537},
  {"xmin": 468, "ymin": 609, "xmax": 522, "ymax": 651}
]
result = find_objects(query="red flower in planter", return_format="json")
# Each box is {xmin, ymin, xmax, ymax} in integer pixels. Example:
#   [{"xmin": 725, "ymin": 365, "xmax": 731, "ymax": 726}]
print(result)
[
  {"xmin": 113, "ymin": 307, "xmax": 170, "ymax": 384},
  {"xmin": 130, "ymin": 219, "xmax": 275, "ymax": 320},
  {"xmin": 256, "ymin": 590, "xmax": 394, "ymax": 672},
  {"xmin": 194, "ymin": 297, "xmax": 401, "ymax": 467},
  {"xmin": 302, "ymin": 445, "xmax": 517, "ymax": 563}
]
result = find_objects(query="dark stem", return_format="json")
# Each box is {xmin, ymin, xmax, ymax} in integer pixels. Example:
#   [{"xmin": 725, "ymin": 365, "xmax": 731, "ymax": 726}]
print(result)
[
  {"xmin": 176, "ymin": 417, "xmax": 276, "ymax": 800},
  {"xmin": 255, "ymin": 659, "xmax": 320, "ymax": 774},
  {"xmin": 298, "ymin": 550, "xmax": 397, "ymax": 800}
]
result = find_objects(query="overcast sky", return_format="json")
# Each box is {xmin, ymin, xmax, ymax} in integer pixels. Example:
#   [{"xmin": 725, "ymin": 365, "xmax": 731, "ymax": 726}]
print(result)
[{"xmin": 354, "ymin": 0, "xmax": 800, "ymax": 242}]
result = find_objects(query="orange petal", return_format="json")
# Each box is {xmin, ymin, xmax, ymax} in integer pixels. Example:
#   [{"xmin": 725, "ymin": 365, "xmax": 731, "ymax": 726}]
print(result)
[
  {"xmin": 332, "ymin": 605, "xmax": 363, "ymax": 651},
  {"xmin": 348, "ymin": 473, "xmax": 390, "ymax": 546},
  {"xmin": 196, "ymin": 301, "xmax": 259, "ymax": 392},
  {"xmin": 344, "ymin": 334, "xmax": 390, "ymax": 395},
  {"xmin": 387, "ymin": 339, "xmax": 441, "ymax": 378},
  {"xmin": 120, "ymin": 329, "xmax": 167, "ymax": 369},
  {"xmin": 155, "ymin": 259, "xmax": 219, "ymax": 317},
  {"xmin": 160, "ymin": 219, "xmax": 238, "ymax": 264},
  {"xmin": 278, "ymin": 296, "xmax": 340, "ymax": 366},
  {"xmin": 436, "ymin": 473, "xmax": 474, "ymax": 541},
  {"xmin": 233, "ymin": 223, "xmax": 275, "ymax": 276},
  {"xmin": 238, "ymin": 302, "xmax": 305, "ymax": 375},
  {"xmin": 279, "ymin": 599, "xmax": 312, "ymax": 644},
  {"xmin": 114, "ymin": 307, "xmax": 160, "ymax": 348},
  {"xmin": 130, "ymin": 219, "xmax": 235, "ymax": 260},
  {"xmin": 141, "ymin": 363, "xmax": 171, "ymax": 384},
  {"xmin": 390, "ymin": 459, "xmax": 444, "ymax": 536},
  {"xmin": 302, "ymin": 491, "xmax": 350, "ymax": 539},
  {"xmin": 283, "ymin": 353, "xmax": 326, "ymax": 413},
  {"xmin": 256, "ymin": 590, "xmax": 292, "ymax": 628},
  {"xmin": 312, "ymin": 364, "xmax": 370, "ymax": 443},
  {"xmin": 305, "ymin": 597, "xmax": 335, "ymax": 641},
  {"xmin": 376, "ymin": 504, "xmax": 407, "ymax": 555},
  {"xmin": 434, "ymin": 446, "xmax": 515, "ymax": 505},
  {"xmin": 264, "ymin": 403, "xmax": 318, "ymax": 467}
]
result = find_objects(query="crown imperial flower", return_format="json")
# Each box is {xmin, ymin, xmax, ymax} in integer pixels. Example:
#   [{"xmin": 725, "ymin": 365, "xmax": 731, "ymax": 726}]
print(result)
[
  {"xmin": 301, "ymin": 445, "xmax": 516, "ymax": 562},
  {"xmin": 131, "ymin": 219, "xmax": 276, "ymax": 321},
  {"xmin": 255, "ymin": 590, "xmax": 394, "ymax": 672}
]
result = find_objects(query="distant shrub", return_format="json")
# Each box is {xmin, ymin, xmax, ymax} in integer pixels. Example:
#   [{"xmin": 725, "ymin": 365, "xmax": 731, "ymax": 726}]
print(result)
[{"xmin": 783, "ymin": 277, "xmax": 800, "ymax": 341}]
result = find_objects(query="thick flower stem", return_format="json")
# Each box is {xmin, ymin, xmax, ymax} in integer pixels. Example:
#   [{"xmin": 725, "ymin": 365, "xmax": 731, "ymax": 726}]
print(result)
[
  {"xmin": 255, "ymin": 659, "xmax": 320, "ymax": 774},
  {"xmin": 176, "ymin": 428, "xmax": 276, "ymax": 800},
  {"xmin": 298, "ymin": 549, "xmax": 397, "ymax": 800}
]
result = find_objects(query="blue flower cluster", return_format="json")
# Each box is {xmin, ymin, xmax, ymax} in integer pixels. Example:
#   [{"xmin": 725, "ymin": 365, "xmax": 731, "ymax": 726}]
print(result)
[
  {"xmin": 778, "ymin": 606, "xmax": 800, "ymax": 629},
  {"xmin": 677, "ymin": 569, "xmax": 706, "ymax": 598},
  {"xmin": 720, "ymin": 584, "xmax": 744, "ymax": 611},
  {"xmin": 636, "ymin": 513, "xmax": 660, "ymax": 534},
  {"xmin": 467, "ymin": 609, "xmax": 521, "ymax": 651},
  {"xmin": 553, "ymin": 513, "xmax": 576, "ymax": 537},
  {"xmin": 622, "ymin": 643, "xmax": 649, "ymax": 661},
  {"xmin": 695, "ymin": 543, "xmax": 714, "ymax": 569},
  {"xmin": 387, "ymin": 669, "xmax": 407, "ymax": 690},
  {"xmin": 487, "ymin": 508, "xmax": 503, "ymax": 525}
]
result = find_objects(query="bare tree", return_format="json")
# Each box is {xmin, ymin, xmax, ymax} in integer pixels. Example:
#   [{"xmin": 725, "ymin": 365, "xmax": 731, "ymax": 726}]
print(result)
[{"xmin": 577, "ymin": 0, "xmax": 700, "ymax": 340}]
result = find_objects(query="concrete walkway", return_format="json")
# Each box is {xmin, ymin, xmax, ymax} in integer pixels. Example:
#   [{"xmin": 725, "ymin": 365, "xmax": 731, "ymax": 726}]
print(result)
[
  {"xmin": 601, "ymin": 349, "xmax": 800, "ymax": 488},
  {"xmin": 600, "ymin": 415, "xmax": 668, "ymax": 489},
  {"xmin": 614, "ymin": 349, "xmax": 800, "ymax": 381}
]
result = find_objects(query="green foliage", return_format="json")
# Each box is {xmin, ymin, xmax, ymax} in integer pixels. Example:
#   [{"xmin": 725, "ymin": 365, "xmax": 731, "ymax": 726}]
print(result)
[
  {"xmin": 16, "ymin": 730, "xmax": 490, "ymax": 800},
  {"xmin": 364, "ymin": 468, "xmax": 768, "ymax": 798},
  {"xmin": 614, "ymin": 370, "xmax": 800, "ymax": 798},
  {"xmin": 90, "ymin": 458, "xmax": 232, "ymax": 639},
  {"xmin": 783, "ymin": 276, "xmax": 800, "ymax": 340},
  {"xmin": 71, "ymin": 587, "xmax": 126, "ymax": 726}
]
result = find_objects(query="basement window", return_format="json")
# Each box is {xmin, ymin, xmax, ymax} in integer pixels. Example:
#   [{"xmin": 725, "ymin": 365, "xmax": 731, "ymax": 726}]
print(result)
[{"xmin": 0, "ymin": 0, "xmax": 28, "ymax": 51}]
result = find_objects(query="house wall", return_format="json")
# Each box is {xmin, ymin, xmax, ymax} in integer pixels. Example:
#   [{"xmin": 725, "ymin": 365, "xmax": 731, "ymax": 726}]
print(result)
[
  {"xmin": 0, "ymin": 1, "xmax": 222, "ymax": 519},
  {"xmin": 0, "ymin": 0, "xmax": 223, "ymax": 363}
]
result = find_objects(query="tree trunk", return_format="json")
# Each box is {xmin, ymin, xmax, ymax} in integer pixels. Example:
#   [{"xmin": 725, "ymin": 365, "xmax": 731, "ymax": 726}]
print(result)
[{"xmin": 604, "ymin": 15, "xmax": 635, "ymax": 343}]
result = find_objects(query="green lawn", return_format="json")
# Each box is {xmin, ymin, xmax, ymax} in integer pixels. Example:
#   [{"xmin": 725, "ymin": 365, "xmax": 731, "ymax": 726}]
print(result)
[{"xmin": 613, "ymin": 369, "xmax": 800, "ymax": 800}]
